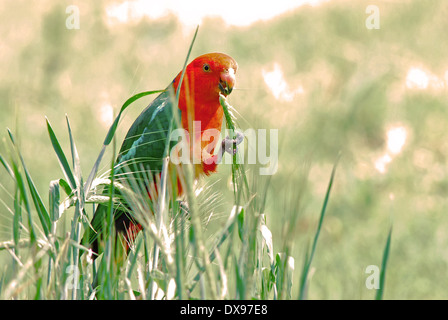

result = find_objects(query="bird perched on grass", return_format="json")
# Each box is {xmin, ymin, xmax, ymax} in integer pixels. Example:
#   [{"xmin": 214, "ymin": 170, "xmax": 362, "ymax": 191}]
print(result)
[{"xmin": 82, "ymin": 53, "xmax": 242, "ymax": 260}]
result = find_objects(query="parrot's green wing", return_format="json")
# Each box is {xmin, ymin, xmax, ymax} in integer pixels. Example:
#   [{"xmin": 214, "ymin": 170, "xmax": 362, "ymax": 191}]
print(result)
[
  {"xmin": 82, "ymin": 87, "xmax": 182, "ymax": 251},
  {"xmin": 116, "ymin": 87, "xmax": 180, "ymax": 174}
]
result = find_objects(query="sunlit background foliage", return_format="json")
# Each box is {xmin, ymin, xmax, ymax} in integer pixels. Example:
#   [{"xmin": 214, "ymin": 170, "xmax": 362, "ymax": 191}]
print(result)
[{"xmin": 1, "ymin": 0, "xmax": 448, "ymax": 299}]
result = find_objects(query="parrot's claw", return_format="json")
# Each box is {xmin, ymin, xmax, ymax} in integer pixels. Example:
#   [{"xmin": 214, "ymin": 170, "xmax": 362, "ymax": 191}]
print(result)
[
  {"xmin": 178, "ymin": 200, "xmax": 190, "ymax": 218},
  {"xmin": 222, "ymin": 131, "xmax": 244, "ymax": 155}
]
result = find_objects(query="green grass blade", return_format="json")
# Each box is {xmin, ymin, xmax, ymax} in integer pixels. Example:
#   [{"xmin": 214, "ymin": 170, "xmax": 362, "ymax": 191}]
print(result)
[
  {"xmin": 49, "ymin": 180, "xmax": 60, "ymax": 225},
  {"xmin": 274, "ymin": 253, "xmax": 295, "ymax": 300},
  {"xmin": 65, "ymin": 115, "xmax": 87, "ymax": 232},
  {"xmin": 13, "ymin": 177, "xmax": 22, "ymax": 250},
  {"xmin": 8, "ymin": 129, "xmax": 51, "ymax": 238},
  {"xmin": 48, "ymin": 179, "xmax": 60, "ymax": 278},
  {"xmin": 10, "ymin": 158, "xmax": 36, "ymax": 243},
  {"xmin": 375, "ymin": 227, "xmax": 392, "ymax": 300},
  {"xmin": 22, "ymin": 170, "xmax": 51, "ymax": 238},
  {"xmin": 0, "ymin": 154, "xmax": 14, "ymax": 178},
  {"xmin": 126, "ymin": 237, "xmax": 143, "ymax": 280},
  {"xmin": 173, "ymin": 210, "xmax": 186, "ymax": 300},
  {"xmin": 58, "ymin": 178, "xmax": 72, "ymax": 196},
  {"xmin": 20, "ymin": 160, "xmax": 51, "ymax": 237},
  {"xmin": 298, "ymin": 248, "xmax": 310, "ymax": 299},
  {"xmin": 66, "ymin": 116, "xmax": 82, "ymax": 186},
  {"xmin": 172, "ymin": 25, "xmax": 218, "ymax": 300},
  {"xmin": 46, "ymin": 117, "xmax": 77, "ymax": 190},
  {"xmin": 103, "ymin": 90, "xmax": 165, "ymax": 147},
  {"xmin": 299, "ymin": 154, "xmax": 340, "ymax": 300}
]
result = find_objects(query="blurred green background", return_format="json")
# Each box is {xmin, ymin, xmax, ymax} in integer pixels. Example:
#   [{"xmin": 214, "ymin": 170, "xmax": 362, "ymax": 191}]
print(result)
[{"xmin": 1, "ymin": 0, "xmax": 448, "ymax": 299}]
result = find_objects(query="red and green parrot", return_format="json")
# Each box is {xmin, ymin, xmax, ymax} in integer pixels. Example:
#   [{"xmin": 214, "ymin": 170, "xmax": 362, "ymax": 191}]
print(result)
[{"xmin": 82, "ymin": 53, "xmax": 241, "ymax": 258}]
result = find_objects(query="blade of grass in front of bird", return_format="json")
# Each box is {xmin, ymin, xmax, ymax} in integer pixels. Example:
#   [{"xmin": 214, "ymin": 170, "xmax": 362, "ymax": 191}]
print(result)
[
  {"xmin": 169, "ymin": 165, "xmax": 187, "ymax": 300},
  {"xmin": 125, "ymin": 238, "xmax": 144, "ymax": 299},
  {"xmin": 126, "ymin": 236, "xmax": 143, "ymax": 280},
  {"xmin": 376, "ymin": 227, "xmax": 392, "ymax": 300},
  {"xmin": 219, "ymin": 94, "xmax": 250, "ymax": 200},
  {"xmin": 166, "ymin": 26, "xmax": 199, "ymax": 286},
  {"xmin": 172, "ymin": 26, "xmax": 218, "ymax": 299},
  {"xmin": 149, "ymin": 157, "xmax": 170, "ymax": 300},
  {"xmin": 299, "ymin": 155, "xmax": 339, "ymax": 300},
  {"xmin": 96, "ymin": 136, "xmax": 118, "ymax": 299},
  {"xmin": 84, "ymin": 89, "xmax": 164, "ymax": 194}
]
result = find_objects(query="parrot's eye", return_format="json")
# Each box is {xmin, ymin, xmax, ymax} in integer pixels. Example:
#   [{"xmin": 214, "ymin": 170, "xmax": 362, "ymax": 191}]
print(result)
[{"xmin": 203, "ymin": 64, "xmax": 211, "ymax": 72}]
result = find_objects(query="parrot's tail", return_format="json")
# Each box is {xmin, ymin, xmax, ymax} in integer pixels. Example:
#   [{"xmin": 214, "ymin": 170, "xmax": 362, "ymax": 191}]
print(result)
[{"xmin": 81, "ymin": 204, "xmax": 142, "ymax": 261}]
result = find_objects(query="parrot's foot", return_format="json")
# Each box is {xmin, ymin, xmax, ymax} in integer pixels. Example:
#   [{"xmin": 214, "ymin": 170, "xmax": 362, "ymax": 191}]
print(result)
[
  {"xmin": 178, "ymin": 200, "xmax": 190, "ymax": 218},
  {"xmin": 221, "ymin": 131, "xmax": 244, "ymax": 156}
]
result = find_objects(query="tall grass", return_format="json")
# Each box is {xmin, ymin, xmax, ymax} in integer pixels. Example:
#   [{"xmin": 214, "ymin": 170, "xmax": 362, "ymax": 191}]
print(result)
[
  {"xmin": 0, "ymin": 32, "xmax": 390, "ymax": 300},
  {"xmin": 0, "ymin": 114, "xmax": 343, "ymax": 299}
]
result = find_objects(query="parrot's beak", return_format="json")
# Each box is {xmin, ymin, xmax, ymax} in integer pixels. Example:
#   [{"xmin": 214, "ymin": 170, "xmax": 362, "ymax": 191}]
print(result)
[{"xmin": 219, "ymin": 68, "xmax": 236, "ymax": 96}]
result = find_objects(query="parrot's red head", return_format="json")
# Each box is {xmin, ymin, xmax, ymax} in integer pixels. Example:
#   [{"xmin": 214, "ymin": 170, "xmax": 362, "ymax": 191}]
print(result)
[{"xmin": 173, "ymin": 52, "xmax": 238, "ymax": 111}]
